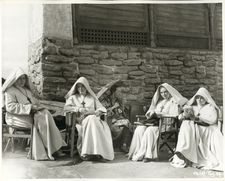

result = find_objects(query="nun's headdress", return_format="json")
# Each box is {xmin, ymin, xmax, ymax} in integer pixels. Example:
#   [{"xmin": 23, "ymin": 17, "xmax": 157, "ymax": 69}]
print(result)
[
  {"xmin": 65, "ymin": 77, "xmax": 98, "ymax": 100},
  {"xmin": 146, "ymin": 83, "xmax": 188, "ymax": 117},
  {"xmin": 187, "ymin": 87, "xmax": 220, "ymax": 111},
  {"xmin": 2, "ymin": 67, "xmax": 29, "ymax": 92}
]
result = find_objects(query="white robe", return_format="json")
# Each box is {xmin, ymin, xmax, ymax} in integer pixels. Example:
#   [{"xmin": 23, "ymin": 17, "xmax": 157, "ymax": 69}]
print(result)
[
  {"xmin": 176, "ymin": 104, "xmax": 223, "ymax": 171},
  {"xmin": 5, "ymin": 86, "xmax": 66, "ymax": 160},
  {"xmin": 128, "ymin": 98, "xmax": 179, "ymax": 161},
  {"xmin": 65, "ymin": 94, "xmax": 114, "ymax": 160}
]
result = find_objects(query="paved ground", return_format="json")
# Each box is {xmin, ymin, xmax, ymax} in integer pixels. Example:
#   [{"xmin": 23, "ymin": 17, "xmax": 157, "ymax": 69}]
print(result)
[{"xmin": 1, "ymin": 149, "xmax": 224, "ymax": 179}]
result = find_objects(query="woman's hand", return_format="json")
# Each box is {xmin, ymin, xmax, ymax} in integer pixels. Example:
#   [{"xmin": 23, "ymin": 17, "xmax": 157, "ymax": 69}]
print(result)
[
  {"xmin": 95, "ymin": 110, "xmax": 103, "ymax": 117},
  {"xmin": 31, "ymin": 104, "xmax": 44, "ymax": 112}
]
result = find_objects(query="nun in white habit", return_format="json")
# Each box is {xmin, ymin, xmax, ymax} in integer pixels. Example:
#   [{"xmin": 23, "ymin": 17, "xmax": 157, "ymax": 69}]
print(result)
[
  {"xmin": 171, "ymin": 87, "xmax": 223, "ymax": 171},
  {"xmin": 64, "ymin": 77, "xmax": 114, "ymax": 161},
  {"xmin": 128, "ymin": 83, "xmax": 187, "ymax": 162},
  {"xmin": 2, "ymin": 68, "xmax": 66, "ymax": 160}
]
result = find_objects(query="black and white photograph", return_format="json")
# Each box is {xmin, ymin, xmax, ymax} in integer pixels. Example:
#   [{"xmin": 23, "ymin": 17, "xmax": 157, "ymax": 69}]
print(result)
[{"xmin": 1, "ymin": 0, "xmax": 224, "ymax": 179}]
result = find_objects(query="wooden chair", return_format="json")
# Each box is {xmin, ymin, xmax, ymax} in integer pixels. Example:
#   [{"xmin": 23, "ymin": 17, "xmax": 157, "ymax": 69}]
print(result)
[
  {"xmin": 65, "ymin": 112, "xmax": 107, "ymax": 158},
  {"xmin": 3, "ymin": 124, "xmax": 33, "ymax": 159},
  {"xmin": 135, "ymin": 111, "xmax": 179, "ymax": 158},
  {"xmin": 218, "ymin": 106, "xmax": 223, "ymax": 134},
  {"xmin": 65, "ymin": 112, "xmax": 78, "ymax": 158},
  {"xmin": 157, "ymin": 115, "xmax": 179, "ymax": 156}
]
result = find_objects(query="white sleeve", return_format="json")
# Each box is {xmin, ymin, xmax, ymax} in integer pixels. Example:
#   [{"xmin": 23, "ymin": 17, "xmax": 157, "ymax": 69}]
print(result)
[
  {"xmin": 5, "ymin": 92, "xmax": 32, "ymax": 115},
  {"xmin": 199, "ymin": 104, "xmax": 217, "ymax": 125}
]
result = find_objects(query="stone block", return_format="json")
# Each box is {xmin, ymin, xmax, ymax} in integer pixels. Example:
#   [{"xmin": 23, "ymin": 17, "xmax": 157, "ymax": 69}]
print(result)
[
  {"xmin": 203, "ymin": 60, "xmax": 216, "ymax": 67},
  {"xmin": 128, "ymin": 52, "xmax": 141, "ymax": 59},
  {"xmin": 144, "ymin": 78, "xmax": 161, "ymax": 84},
  {"xmin": 192, "ymin": 55, "xmax": 205, "ymax": 61},
  {"xmin": 139, "ymin": 65, "xmax": 157, "ymax": 73},
  {"xmin": 182, "ymin": 67, "xmax": 195, "ymax": 74},
  {"xmin": 161, "ymin": 79, "xmax": 180, "ymax": 85},
  {"xmin": 45, "ymin": 55, "xmax": 72, "ymax": 63},
  {"xmin": 153, "ymin": 53, "xmax": 170, "ymax": 60},
  {"xmin": 100, "ymin": 59, "xmax": 123, "ymax": 66},
  {"xmin": 184, "ymin": 79, "xmax": 199, "ymax": 84},
  {"xmin": 42, "ymin": 63, "xmax": 62, "ymax": 71},
  {"xmin": 96, "ymin": 51, "xmax": 109, "ymax": 59},
  {"xmin": 129, "ymin": 75, "xmax": 145, "ymax": 80},
  {"xmin": 94, "ymin": 65, "xmax": 114, "ymax": 75},
  {"xmin": 131, "ymin": 87, "xmax": 140, "ymax": 94},
  {"xmin": 113, "ymin": 66, "xmax": 138, "ymax": 74},
  {"xmin": 129, "ymin": 70, "xmax": 145, "ymax": 76},
  {"xmin": 80, "ymin": 69, "xmax": 96, "ymax": 76},
  {"xmin": 196, "ymin": 66, "xmax": 206, "ymax": 74},
  {"xmin": 165, "ymin": 60, "xmax": 183, "ymax": 66},
  {"xmin": 169, "ymin": 70, "xmax": 183, "ymax": 75},
  {"xmin": 123, "ymin": 59, "xmax": 142, "ymax": 66},
  {"xmin": 80, "ymin": 49, "xmax": 99, "ymax": 55},
  {"xmin": 59, "ymin": 48, "xmax": 79, "ymax": 57},
  {"xmin": 77, "ymin": 57, "xmax": 95, "ymax": 64},
  {"xmin": 111, "ymin": 52, "xmax": 127, "ymax": 59},
  {"xmin": 184, "ymin": 60, "xmax": 197, "ymax": 67},
  {"xmin": 142, "ymin": 52, "xmax": 153, "ymax": 59},
  {"xmin": 113, "ymin": 74, "xmax": 128, "ymax": 80},
  {"xmin": 43, "ymin": 46, "xmax": 58, "ymax": 55},
  {"xmin": 43, "ymin": 77, "xmax": 66, "ymax": 83}
]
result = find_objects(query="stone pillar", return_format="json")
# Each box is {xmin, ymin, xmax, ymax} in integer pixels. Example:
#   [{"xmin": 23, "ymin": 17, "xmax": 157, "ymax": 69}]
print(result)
[{"xmin": 28, "ymin": 4, "xmax": 79, "ymax": 101}]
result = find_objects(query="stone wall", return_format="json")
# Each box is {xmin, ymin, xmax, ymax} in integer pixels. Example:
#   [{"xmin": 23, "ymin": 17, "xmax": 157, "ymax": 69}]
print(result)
[{"xmin": 28, "ymin": 37, "xmax": 223, "ymax": 105}]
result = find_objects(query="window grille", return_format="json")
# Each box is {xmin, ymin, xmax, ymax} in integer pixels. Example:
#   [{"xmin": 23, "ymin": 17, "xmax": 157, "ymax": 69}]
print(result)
[{"xmin": 79, "ymin": 28, "xmax": 147, "ymax": 45}]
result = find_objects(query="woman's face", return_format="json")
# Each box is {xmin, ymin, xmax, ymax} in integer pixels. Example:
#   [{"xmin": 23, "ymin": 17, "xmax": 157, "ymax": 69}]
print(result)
[
  {"xmin": 77, "ymin": 83, "xmax": 87, "ymax": 96},
  {"xmin": 196, "ymin": 95, "xmax": 207, "ymax": 106},
  {"xmin": 160, "ymin": 87, "xmax": 171, "ymax": 100},
  {"xmin": 15, "ymin": 75, "xmax": 26, "ymax": 87}
]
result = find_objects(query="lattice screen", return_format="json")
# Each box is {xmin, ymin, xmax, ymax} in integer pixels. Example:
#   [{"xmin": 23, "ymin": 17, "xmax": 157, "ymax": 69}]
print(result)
[{"xmin": 79, "ymin": 28, "xmax": 147, "ymax": 45}]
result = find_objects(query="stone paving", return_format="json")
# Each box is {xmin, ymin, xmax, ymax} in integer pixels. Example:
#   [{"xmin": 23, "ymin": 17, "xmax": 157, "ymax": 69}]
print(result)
[{"xmin": 1, "ymin": 150, "xmax": 224, "ymax": 179}]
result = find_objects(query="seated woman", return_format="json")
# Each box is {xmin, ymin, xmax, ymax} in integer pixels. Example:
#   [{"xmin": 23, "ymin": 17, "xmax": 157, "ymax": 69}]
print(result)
[
  {"xmin": 171, "ymin": 87, "xmax": 223, "ymax": 171},
  {"xmin": 2, "ymin": 68, "xmax": 66, "ymax": 160},
  {"xmin": 64, "ymin": 77, "xmax": 114, "ymax": 161},
  {"xmin": 128, "ymin": 83, "xmax": 187, "ymax": 162},
  {"xmin": 99, "ymin": 85, "xmax": 132, "ymax": 153}
]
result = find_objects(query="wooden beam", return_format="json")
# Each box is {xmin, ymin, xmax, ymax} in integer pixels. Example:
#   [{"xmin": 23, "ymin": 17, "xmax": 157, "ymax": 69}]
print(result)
[
  {"xmin": 208, "ymin": 4, "xmax": 216, "ymax": 50},
  {"xmin": 149, "ymin": 4, "xmax": 156, "ymax": 47}
]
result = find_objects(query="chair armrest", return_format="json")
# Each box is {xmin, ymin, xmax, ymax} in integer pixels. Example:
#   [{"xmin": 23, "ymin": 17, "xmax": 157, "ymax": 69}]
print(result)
[
  {"xmin": 136, "ymin": 115, "xmax": 146, "ymax": 118},
  {"xmin": 65, "ymin": 112, "xmax": 78, "ymax": 126},
  {"xmin": 160, "ymin": 115, "xmax": 178, "ymax": 119}
]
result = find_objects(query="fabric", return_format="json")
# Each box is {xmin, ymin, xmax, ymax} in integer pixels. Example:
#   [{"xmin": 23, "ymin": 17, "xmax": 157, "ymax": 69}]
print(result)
[
  {"xmin": 64, "ymin": 77, "xmax": 114, "ymax": 160},
  {"xmin": 99, "ymin": 85, "xmax": 132, "ymax": 149},
  {"xmin": 3, "ymin": 67, "xmax": 66, "ymax": 160},
  {"xmin": 175, "ymin": 88, "xmax": 223, "ymax": 171},
  {"xmin": 128, "ymin": 83, "xmax": 187, "ymax": 161},
  {"xmin": 96, "ymin": 79, "xmax": 120, "ymax": 98}
]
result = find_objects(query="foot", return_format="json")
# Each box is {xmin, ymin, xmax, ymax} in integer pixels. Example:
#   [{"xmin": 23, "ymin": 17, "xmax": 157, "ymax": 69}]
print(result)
[
  {"xmin": 81, "ymin": 155, "xmax": 91, "ymax": 161},
  {"xmin": 73, "ymin": 156, "xmax": 83, "ymax": 165},
  {"xmin": 170, "ymin": 154, "xmax": 186, "ymax": 168},
  {"xmin": 53, "ymin": 150, "xmax": 66, "ymax": 158},
  {"xmin": 143, "ymin": 158, "xmax": 151, "ymax": 163}
]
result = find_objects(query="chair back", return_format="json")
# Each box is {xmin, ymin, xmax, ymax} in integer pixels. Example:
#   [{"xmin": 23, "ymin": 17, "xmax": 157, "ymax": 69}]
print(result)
[
  {"xmin": 124, "ymin": 100, "xmax": 149, "ymax": 124},
  {"xmin": 218, "ymin": 106, "xmax": 223, "ymax": 133}
]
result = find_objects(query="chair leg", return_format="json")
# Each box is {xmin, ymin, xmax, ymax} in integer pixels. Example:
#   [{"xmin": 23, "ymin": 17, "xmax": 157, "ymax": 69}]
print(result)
[
  {"xmin": 11, "ymin": 137, "xmax": 15, "ymax": 153},
  {"xmin": 4, "ymin": 138, "xmax": 11, "ymax": 152},
  {"xmin": 70, "ymin": 126, "xmax": 75, "ymax": 158},
  {"xmin": 28, "ymin": 125, "xmax": 34, "ymax": 160}
]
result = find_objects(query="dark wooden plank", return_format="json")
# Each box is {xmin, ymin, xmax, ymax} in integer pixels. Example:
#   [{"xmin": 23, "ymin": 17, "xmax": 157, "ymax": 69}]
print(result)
[
  {"xmin": 78, "ymin": 6, "xmax": 146, "ymax": 21},
  {"xmin": 79, "ymin": 16, "xmax": 147, "ymax": 31},
  {"xmin": 155, "ymin": 4, "xmax": 206, "ymax": 12},
  {"xmin": 82, "ymin": 4, "xmax": 145, "ymax": 12},
  {"xmin": 214, "ymin": 4, "xmax": 222, "ymax": 38}
]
